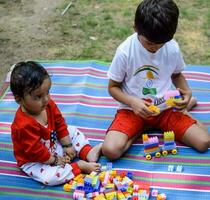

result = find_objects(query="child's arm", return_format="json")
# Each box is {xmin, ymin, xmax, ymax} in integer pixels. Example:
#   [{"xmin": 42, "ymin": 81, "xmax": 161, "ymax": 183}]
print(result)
[
  {"xmin": 171, "ymin": 73, "xmax": 192, "ymax": 109},
  {"xmin": 44, "ymin": 154, "xmax": 66, "ymax": 166},
  {"xmin": 49, "ymin": 100, "xmax": 77, "ymax": 160},
  {"xmin": 108, "ymin": 79, "xmax": 155, "ymax": 118},
  {"xmin": 60, "ymin": 135, "xmax": 76, "ymax": 161}
]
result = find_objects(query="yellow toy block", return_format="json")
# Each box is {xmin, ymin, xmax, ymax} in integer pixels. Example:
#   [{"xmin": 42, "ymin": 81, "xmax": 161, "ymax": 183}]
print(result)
[
  {"xmin": 105, "ymin": 183, "xmax": 115, "ymax": 189},
  {"xmin": 164, "ymin": 131, "xmax": 174, "ymax": 141},
  {"xmin": 165, "ymin": 98, "xmax": 176, "ymax": 107},
  {"xmin": 63, "ymin": 183, "xmax": 71, "ymax": 192},
  {"xmin": 142, "ymin": 134, "xmax": 149, "ymax": 142},
  {"xmin": 109, "ymin": 170, "xmax": 117, "ymax": 177},
  {"xmin": 74, "ymin": 174, "xmax": 84, "ymax": 181},
  {"xmin": 127, "ymin": 187, "xmax": 133, "ymax": 194},
  {"xmin": 94, "ymin": 193, "xmax": 106, "ymax": 200},
  {"xmin": 148, "ymin": 105, "xmax": 160, "ymax": 114}
]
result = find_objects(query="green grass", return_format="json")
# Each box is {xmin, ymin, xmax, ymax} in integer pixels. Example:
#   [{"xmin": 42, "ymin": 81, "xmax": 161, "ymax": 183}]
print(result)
[
  {"xmin": 51, "ymin": 0, "xmax": 210, "ymax": 64},
  {"xmin": 53, "ymin": 0, "xmax": 210, "ymax": 64},
  {"xmin": 51, "ymin": 0, "xmax": 140, "ymax": 62},
  {"xmin": 176, "ymin": 0, "xmax": 210, "ymax": 64}
]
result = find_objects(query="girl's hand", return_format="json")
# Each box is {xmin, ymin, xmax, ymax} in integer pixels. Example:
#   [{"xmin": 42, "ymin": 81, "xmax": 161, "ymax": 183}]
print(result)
[
  {"xmin": 56, "ymin": 156, "xmax": 66, "ymax": 167},
  {"xmin": 63, "ymin": 154, "xmax": 71, "ymax": 163},
  {"xmin": 63, "ymin": 146, "xmax": 77, "ymax": 161}
]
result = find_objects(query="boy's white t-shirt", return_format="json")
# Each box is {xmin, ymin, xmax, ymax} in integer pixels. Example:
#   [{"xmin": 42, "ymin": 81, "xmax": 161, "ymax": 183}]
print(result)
[{"xmin": 107, "ymin": 33, "xmax": 185, "ymax": 110}]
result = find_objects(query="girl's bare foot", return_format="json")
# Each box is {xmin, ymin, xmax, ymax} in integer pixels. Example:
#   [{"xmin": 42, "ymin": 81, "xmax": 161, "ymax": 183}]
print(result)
[
  {"xmin": 77, "ymin": 160, "xmax": 101, "ymax": 174},
  {"xmin": 86, "ymin": 143, "xmax": 102, "ymax": 162}
]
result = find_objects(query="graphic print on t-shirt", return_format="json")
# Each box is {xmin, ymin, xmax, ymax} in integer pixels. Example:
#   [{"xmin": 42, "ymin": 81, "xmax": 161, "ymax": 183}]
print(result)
[{"xmin": 134, "ymin": 65, "xmax": 159, "ymax": 96}]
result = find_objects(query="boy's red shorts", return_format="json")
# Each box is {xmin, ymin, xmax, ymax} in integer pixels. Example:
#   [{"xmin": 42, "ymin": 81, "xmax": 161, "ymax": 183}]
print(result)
[{"xmin": 107, "ymin": 109, "xmax": 196, "ymax": 141}]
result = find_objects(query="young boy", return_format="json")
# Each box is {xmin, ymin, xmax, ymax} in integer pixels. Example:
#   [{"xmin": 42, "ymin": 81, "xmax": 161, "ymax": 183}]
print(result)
[
  {"xmin": 10, "ymin": 61, "xmax": 102, "ymax": 185},
  {"xmin": 102, "ymin": 0, "xmax": 210, "ymax": 160}
]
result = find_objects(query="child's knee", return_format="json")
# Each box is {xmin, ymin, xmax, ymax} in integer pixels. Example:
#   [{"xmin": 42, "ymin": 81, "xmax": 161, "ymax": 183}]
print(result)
[
  {"xmin": 190, "ymin": 134, "xmax": 210, "ymax": 152},
  {"xmin": 196, "ymin": 139, "xmax": 210, "ymax": 152},
  {"xmin": 102, "ymin": 143, "xmax": 123, "ymax": 160}
]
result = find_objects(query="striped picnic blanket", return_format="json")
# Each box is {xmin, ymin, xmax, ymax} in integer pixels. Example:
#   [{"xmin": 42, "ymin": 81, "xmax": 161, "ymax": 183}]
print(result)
[{"xmin": 0, "ymin": 60, "xmax": 210, "ymax": 200}]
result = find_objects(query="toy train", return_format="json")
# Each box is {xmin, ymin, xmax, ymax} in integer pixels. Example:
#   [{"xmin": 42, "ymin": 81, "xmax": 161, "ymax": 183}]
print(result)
[{"xmin": 142, "ymin": 131, "xmax": 177, "ymax": 160}]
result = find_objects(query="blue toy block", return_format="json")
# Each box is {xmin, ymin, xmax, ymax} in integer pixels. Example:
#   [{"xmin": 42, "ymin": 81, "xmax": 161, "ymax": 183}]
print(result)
[
  {"xmin": 126, "ymin": 172, "xmax": 133, "ymax": 179},
  {"xmin": 106, "ymin": 162, "xmax": 113, "ymax": 170}
]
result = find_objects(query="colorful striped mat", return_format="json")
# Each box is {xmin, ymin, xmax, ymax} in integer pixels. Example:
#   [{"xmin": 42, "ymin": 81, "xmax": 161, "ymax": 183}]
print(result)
[{"xmin": 0, "ymin": 60, "xmax": 210, "ymax": 200}]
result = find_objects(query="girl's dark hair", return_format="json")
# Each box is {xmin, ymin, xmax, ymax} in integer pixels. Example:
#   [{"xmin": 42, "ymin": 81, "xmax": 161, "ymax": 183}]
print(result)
[
  {"xmin": 10, "ymin": 61, "xmax": 50, "ymax": 98},
  {"xmin": 135, "ymin": 0, "xmax": 179, "ymax": 44}
]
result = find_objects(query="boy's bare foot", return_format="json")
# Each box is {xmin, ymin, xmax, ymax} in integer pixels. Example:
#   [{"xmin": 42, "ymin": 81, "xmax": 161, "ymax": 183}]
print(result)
[
  {"xmin": 86, "ymin": 143, "xmax": 102, "ymax": 162},
  {"xmin": 77, "ymin": 160, "xmax": 101, "ymax": 174},
  {"xmin": 186, "ymin": 96, "xmax": 197, "ymax": 111}
]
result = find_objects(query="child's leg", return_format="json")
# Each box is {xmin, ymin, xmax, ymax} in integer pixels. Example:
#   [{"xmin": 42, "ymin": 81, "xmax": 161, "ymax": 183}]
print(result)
[
  {"xmin": 77, "ymin": 160, "xmax": 101, "ymax": 174},
  {"xmin": 159, "ymin": 109, "xmax": 210, "ymax": 152},
  {"xmin": 86, "ymin": 143, "xmax": 102, "ymax": 162},
  {"xmin": 102, "ymin": 109, "xmax": 144, "ymax": 160},
  {"xmin": 68, "ymin": 126, "xmax": 101, "ymax": 162},
  {"xmin": 182, "ymin": 97, "xmax": 207, "ymax": 132},
  {"xmin": 186, "ymin": 96, "xmax": 197, "ymax": 111},
  {"xmin": 181, "ymin": 124, "xmax": 210, "ymax": 152},
  {"xmin": 21, "ymin": 161, "xmax": 101, "ymax": 186},
  {"xmin": 21, "ymin": 162, "xmax": 78, "ymax": 186},
  {"xmin": 102, "ymin": 130, "xmax": 141, "ymax": 160},
  {"xmin": 68, "ymin": 125, "xmax": 89, "ymax": 152}
]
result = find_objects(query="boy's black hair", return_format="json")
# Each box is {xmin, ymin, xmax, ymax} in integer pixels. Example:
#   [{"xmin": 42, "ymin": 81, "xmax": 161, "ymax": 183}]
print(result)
[
  {"xmin": 135, "ymin": 0, "xmax": 179, "ymax": 44},
  {"xmin": 10, "ymin": 61, "xmax": 50, "ymax": 98}
]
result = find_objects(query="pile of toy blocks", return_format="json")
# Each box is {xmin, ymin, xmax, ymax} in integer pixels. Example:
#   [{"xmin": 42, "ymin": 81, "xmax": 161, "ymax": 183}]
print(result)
[{"xmin": 63, "ymin": 162, "xmax": 151, "ymax": 200}]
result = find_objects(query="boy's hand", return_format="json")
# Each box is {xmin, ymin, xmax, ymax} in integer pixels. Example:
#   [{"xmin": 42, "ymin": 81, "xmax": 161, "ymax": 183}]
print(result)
[
  {"xmin": 174, "ymin": 88, "xmax": 192, "ymax": 110},
  {"xmin": 130, "ymin": 96, "xmax": 158, "ymax": 118}
]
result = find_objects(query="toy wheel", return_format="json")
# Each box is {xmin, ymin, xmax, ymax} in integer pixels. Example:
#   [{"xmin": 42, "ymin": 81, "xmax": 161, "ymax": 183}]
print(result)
[
  {"xmin": 146, "ymin": 155, "xmax": 152, "ymax": 160},
  {"xmin": 155, "ymin": 152, "xmax": 161, "ymax": 158},
  {"xmin": 162, "ymin": 150, "xmax": 168, "ymax": 156},
  {"xmin": 172, "ymin": 149, "xmax": 177, "ymax": 155}
]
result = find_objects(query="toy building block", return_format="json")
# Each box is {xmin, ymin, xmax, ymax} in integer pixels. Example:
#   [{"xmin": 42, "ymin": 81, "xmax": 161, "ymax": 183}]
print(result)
[
  {"xmin": 104, "ymin": 190, "xmax": 117, "ymax": 199},
  {"xmin": 164, "ymin": 90, "xmax": 182, "ymax": 104},
  {"xmin": 148, "ymin": 105, "xmax": 160, "ymax": 114},
  {"xmin": 122, "ymin": 176, "xmax": 133, "ymax": 187},
  {"xmin": 86, "ymin": 191, "xmax": 99, "ymax": 198},
  {"xmin": 73, "ymin": 189, "xmax": 85, "ymax": 199},
  {"xmin": 74, "ymin": 174, "xmax": 85, "ymax": 181},
  {"xmin": 176, "ymin": 165, "xmax": 183, "ymax": 172},
  {"xmin": 157, "ymin": 193, "xmax": 167, "ymax": 200},
  {"xmin": 63, "ymin": 183, "xmax": 71, "ymax": 192},
  {"xmin": 120, "ymin": 171, "xmax": 126, "ymax": 178},
  {"xmin": 110, "ymin": 170, "xmax": 117, "ymax": 178},
  {"xmin": 151, "ymin": 189, "xmax": 159, "ymax": 197},
  {"xmin": 126, "ymin": 172, "xmax": 133, "ymax": 179},
  {"xmin": 106, "ymin": 162, "xmax": 113, "ymax": 170},
  {"xmin": 142, "ymin": 134, "xmax": 161, "ymax": 160},
  {"xmin": 168, "ymin": 165, "xmax": 174, "ymax": 172},
  {"xmin": 101, "ymin": 165, "xmax": 107, "ymax": 171},
  {"xmin": 151, "ymin": 89, "xmax": 182, "ymax": 113},
  {"xmin": 102, "ymin": 171, "xmax": 110, "ymax": 186},
  {"xmin": 89, "ymin": 171, "xmax": 97, "ymax": 178},
  {"xmin": 162, "ymin": 131, "xmax": 177, "ymax": 156},
  {"xmin": 117, "ymin": 191, "xmax": 126, "ymax": 200},
  {"xmin": 93, "ymin": 193, "xmax": 106, "ymax": 200},
  {"xmin": 63, "ymin": 162, "xmax": 154, "ymax": 200}
]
